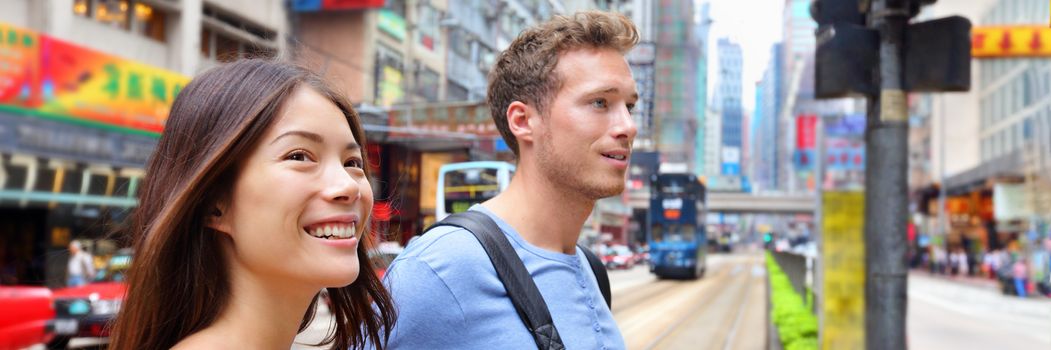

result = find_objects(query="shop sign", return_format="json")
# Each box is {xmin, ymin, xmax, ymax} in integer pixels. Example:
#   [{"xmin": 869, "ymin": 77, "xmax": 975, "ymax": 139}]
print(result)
[
  {"xmin": 379, "ymin": 66, "xmax": 404, "ymax": 107},
  {"xmin": 378, "ymin": 10, "xmax": 407, "ymax": 41},
  {"xmin": 972, "ymin": 26, "xmax": 1051, "ymax": 57},
  {"xmin": 0, "ymin": 112, "xmax": 156, "ymax": 167},
  {"xmin": 0, "ymin": 22, "xmax": 189, "ymax": 136},
  {"xmin": 387, "ymin": 102, "xmax": 498, "ymax": 138}
]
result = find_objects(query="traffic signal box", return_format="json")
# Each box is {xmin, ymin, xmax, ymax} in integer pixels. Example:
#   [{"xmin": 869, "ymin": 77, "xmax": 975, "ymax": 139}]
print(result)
[{"xmin": 811, "ymin": 0, "xmax": 972, "ymax": 98}]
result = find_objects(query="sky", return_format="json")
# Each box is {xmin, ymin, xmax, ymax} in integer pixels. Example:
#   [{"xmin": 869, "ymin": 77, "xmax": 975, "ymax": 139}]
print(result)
[{"xmin": 703, "ymin": 0, "xmax": 786, "ymax": 115}]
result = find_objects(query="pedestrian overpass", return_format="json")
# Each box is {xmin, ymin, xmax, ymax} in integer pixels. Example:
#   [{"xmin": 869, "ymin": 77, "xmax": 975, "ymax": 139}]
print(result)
[{"xmin": 628, "ymin": 192, "xmax": 817, "ymax": 214}]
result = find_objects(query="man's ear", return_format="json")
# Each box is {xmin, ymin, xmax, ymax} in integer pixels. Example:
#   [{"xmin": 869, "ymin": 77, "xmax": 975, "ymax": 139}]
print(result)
[
  {"xmin": 507, "ymin": 101, "xmax": 537, "ymax": 144},
  {"xmin": 205, "ymin": 201, "xmax": 232, "ymax": 235}
]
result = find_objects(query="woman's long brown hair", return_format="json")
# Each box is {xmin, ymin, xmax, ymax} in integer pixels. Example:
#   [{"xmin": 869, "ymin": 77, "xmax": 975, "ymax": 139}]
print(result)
[{"xmin": 109, "ymin": 59, "xmax": 395, "ymax": 350}]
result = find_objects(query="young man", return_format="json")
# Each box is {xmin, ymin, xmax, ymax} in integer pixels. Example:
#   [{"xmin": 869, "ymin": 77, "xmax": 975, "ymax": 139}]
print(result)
[{"xmin": 381, "ymin": 11, "xmax": 639, "ymax": 349}]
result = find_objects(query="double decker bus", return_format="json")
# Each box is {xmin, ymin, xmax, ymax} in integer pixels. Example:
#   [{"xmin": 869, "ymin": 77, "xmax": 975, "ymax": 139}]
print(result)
[
  {"xmin": 647, "ymin": 168, "xmax": 707, "ymax": 279},
  {"xmin": 435, "ymin": 161, "xmax": 515, "ymax": 221}
]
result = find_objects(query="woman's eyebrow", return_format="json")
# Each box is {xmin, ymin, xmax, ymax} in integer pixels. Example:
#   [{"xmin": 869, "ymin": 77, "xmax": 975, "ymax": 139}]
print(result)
[
  {"xmin": 270, "ymin": 130, "xmax": 323, "ymax": 145},
  {"xmin": 271, "ymin": 130, "xmax": 361, "ymax": 151}
]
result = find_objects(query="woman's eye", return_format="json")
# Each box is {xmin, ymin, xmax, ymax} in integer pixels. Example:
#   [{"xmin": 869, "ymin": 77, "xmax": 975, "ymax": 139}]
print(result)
[
  {"xmin": 285, "ymin": 151, "xmax": 310, "ymax": 162},
  {"xmin": 626, "ymin": 103, "xmax": 636, "ymax": 113},
  {"xmin": 591, "ymin": 99, "xmax": 608, "ymax": 109},
  {"xmin": 344, "ymin": 159, "xmax": 363, "ymax": 169}
]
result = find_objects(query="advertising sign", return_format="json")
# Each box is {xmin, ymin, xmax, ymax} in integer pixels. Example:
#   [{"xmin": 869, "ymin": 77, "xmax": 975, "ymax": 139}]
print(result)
[
  {"xmin": 796, "ymin": 114, "xmax": 818, "ymax": 149},
  {"xmin": 972, "ymin": 26, "xmax": 1051, "ymax": 57},
  {"xmin": 821, "ymin": 191, "xmax": 865, "ymax": 349},
  {"xmin": 0, "ymin": 22, "xmax": 189, "ymax": 136},
  {"xmin": 378, "ymin": 9, "xmax": 407, "ymax": 41},
  {"xmin": 721, "ymin": 146, "xmax": 740, "ymax": 176},
  {"xmin": 291, "ymin": 0, "xmax": 384, "ymax": 12},
  {"xmin": 993, "ymin": 183, "xmax": 1032, "ymax": 220}
]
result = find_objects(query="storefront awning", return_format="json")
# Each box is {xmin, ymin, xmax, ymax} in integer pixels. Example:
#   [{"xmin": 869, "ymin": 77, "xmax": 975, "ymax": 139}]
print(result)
[{"xmin": 944, "ymin": 150, "xmax": 1024, "ymax": 196}]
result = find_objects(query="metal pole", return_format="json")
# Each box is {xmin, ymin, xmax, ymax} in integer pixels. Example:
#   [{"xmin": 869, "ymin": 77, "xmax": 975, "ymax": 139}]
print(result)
[{"xmin": 866, "ymin": 0, "xmax": 909, "ymax": 348}]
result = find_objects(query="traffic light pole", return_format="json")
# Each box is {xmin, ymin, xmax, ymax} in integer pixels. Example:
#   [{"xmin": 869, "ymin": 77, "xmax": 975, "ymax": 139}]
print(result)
[{"xmin": 866, "ymin": 0, "xmax": 909, "ymax": 348}]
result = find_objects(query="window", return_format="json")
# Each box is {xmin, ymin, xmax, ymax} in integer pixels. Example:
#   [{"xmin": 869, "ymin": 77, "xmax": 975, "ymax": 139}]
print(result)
[
  {"xmin": 200, "ymin": 5, "xmax": 278, "ymax": 62},
  {"xmin": 1024, "ymin": 117, "xmax": 1033, "ymax": 141},
  {"xmin": 73, "ymin": 0, "xmax": 168, "ymax": 42}
]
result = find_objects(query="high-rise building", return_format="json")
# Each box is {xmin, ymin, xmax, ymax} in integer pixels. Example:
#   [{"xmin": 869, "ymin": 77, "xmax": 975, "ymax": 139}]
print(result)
[
  {"xmin": 693, "ymin": 2, "xmax": 712, "ymax": 176},
  {"xmin": 715, "ymin": 38, "xmax": 743, "ymax": 175},
  {"xmin": 653, "ymin": 0, "xmax": 701, "ymax": 168},
  {"xmin": 753, "ymin": 43, "xmax": 783, "ymax": 192}
]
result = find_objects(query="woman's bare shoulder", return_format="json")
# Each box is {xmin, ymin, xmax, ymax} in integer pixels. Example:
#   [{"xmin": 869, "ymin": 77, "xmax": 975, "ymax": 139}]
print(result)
[{"xmin": 170, "ymin": 329, "xmax": 231, "ymax": 350}]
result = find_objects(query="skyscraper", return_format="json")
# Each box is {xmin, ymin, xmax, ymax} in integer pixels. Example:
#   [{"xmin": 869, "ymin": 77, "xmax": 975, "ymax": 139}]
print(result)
[
  {"xmin": 654, "ymin": 0, "xmax": 701, "ymax": 168},
  {"xmin": 753, "ymin": 43, "xmax": 783, "ymax": 192},
  {"xmin": 715, "ymin": 38, "xmax": 743, "ymax": 176}
]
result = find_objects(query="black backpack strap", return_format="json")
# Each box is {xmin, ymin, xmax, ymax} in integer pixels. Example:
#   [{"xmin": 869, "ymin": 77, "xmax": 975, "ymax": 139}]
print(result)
[
  {"xmin": 578, "ymin": 245, "xmax": 611, "ymax": 309},
  {"xmin": 432, "ymin": 211, "xmax": 565, "ymax": 350}
]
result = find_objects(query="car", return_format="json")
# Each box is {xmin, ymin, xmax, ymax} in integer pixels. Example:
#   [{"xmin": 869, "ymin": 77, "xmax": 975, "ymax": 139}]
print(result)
[
  {"xmin": 602, "ymin": 245, "xmax": 637, "ymax": 270},
  {"xmin": 0, "ymin": 285, "xmax": 55, "ymax": 350},
  {"xmin": 48, "ymin": 249, "xmax": 131, "ymax": 349}
]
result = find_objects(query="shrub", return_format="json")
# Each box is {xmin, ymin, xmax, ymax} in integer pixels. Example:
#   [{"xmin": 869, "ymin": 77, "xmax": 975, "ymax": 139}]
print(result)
[{"xmin": 767, "ymin": 252, "xmax": 818, "ymax": 350}]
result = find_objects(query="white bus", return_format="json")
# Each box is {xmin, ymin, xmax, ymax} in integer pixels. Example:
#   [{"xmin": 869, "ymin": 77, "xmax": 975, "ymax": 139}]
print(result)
[{"xmin": 435, "ymin": 161, "xmax": 515, "ymax": 221}]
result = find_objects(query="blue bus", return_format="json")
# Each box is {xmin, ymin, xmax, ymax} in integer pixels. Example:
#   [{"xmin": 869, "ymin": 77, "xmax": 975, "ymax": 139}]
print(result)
[{"xmin": 647, "ymin": 172, "xmax": 707, "ymax": 279}]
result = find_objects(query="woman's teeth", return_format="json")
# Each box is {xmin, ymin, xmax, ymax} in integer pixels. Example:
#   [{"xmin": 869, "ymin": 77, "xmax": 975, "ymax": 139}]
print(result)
[{"xmin": 306, "ymin": 223, "xmax": 356, "ymax": 239}]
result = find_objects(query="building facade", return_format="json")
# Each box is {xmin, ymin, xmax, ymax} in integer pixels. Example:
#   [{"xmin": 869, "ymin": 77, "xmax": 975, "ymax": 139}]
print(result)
[{"xmin": 0, "ymin": 0, "xmax": 287, "ymax": 287}]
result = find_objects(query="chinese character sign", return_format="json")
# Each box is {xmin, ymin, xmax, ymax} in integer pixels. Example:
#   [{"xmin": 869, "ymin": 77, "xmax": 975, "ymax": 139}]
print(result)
[{"xmin": 0, "ymin": 22, "xmax": 189, "ymax": 135}]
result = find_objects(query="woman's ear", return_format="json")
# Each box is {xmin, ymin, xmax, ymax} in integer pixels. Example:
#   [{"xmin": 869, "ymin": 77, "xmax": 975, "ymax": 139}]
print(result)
[
  {"xmin": 206, "ymin": 201, "xmax": 232, "ymax": 235},
  {"xmin": 506, "ymin": 101, "xmax": 536, "ymax": 145}
]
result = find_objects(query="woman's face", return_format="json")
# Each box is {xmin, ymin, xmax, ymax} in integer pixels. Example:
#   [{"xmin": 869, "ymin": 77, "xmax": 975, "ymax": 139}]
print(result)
[{"xmin": 214, "ymin": 86, "xmax": 372, "ymax": 289}]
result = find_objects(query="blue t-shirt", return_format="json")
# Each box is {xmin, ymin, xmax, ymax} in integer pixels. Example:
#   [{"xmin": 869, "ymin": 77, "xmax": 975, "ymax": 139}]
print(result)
[{"xmin": 378, "ymin": 206, "xmax": 625, "ymax": 349}]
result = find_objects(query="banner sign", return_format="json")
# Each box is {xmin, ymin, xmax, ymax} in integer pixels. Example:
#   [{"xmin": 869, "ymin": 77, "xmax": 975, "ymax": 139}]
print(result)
[
  {"xmin": 972, "ymin": 26, "xmax": 1051, "ymax": 57},
  {"xmin": 1, "ymin": 22, "xmax": 189, "ymax": 136},
  {"xmin": 796, "ymin": 114, "xmax": 818, "ymax": 149},
  {"xmin": 821, "ymin": 191, "xmax": 865, "ymax": 349}
]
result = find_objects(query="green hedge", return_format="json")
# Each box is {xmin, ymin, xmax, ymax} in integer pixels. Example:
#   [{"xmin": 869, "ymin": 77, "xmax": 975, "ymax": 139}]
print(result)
[{"xmin": 767, "ymin": 252, "xmax": 818, "ymax": 350}]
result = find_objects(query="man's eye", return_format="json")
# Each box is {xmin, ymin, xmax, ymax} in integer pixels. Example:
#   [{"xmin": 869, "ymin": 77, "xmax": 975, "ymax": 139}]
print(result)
[{"xmin": 591, "ymin": 99, "xmax": 608, "ymax": 109}]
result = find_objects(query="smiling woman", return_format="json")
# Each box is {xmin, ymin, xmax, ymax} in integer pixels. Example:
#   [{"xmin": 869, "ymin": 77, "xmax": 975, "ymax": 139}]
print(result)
[{"xmin": 108, "ymin": 60, "xmax": 396, "ymax": 350}]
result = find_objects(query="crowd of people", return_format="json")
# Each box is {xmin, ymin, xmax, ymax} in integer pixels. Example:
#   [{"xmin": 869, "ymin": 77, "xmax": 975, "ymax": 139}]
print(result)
[{"xmin": 914, "ymin": 237, "xmax": 1051, "ymax": 298}]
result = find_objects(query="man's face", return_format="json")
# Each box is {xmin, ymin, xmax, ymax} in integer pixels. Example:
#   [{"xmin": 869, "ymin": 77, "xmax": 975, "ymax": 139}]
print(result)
[{"xmin": 534, "ymin": 47, "xmax": 638, "ymax": 200}]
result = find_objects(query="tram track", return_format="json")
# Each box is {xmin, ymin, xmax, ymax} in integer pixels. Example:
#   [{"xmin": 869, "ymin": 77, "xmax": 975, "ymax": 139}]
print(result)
[
  {"xmin": 645, "ymin": 258, "xmax": 758, "ymax": 350},
  {"xmin": 613, "ymin": 254, "xmax": 765, "ymax": 350}
]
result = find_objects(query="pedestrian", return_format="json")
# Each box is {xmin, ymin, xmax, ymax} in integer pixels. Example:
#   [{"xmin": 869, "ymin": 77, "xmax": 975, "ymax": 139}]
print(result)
[
  {"xmin": 1013, "ymin": 257, "xmax": 1028, "ymax": 298},
  {"xmin": 377, "ymin": 10, "xmax": 637, "ymax": 349},
  {"xmin": 109, "ymin": 60, "xmax": 396, "ymax": 350},
  {"xmin": 65, "ymin": 241, "xmax": 94, "ymax": 287}
]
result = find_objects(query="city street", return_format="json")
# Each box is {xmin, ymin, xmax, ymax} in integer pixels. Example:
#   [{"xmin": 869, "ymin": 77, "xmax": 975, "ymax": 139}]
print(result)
[{"xmin": 292, "ymin": 252, "xmax": 769, "ymax": 350}]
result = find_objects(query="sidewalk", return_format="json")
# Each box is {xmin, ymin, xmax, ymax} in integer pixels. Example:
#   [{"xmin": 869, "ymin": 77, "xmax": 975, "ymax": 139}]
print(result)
[
  {"xmin": 911, "ymin": 269, "xmax": 1048, "ymax": 299},
  {"xmin": 908, "ymin": 271, "xmax": 1051, "ymax": 349}
]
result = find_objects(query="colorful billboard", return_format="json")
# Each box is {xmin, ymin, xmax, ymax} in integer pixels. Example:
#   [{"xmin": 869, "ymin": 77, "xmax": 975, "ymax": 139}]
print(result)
[
  {"xmin": 0, "ymin": 22, "xmax": 189, "ymax": 136},
  {"xmin": 972, "ymin": 26, "xmax": 1051, "ymax": 57},
  {"xmin": 291, "ymin": 0, "xmax": 385, "ymax": 12}
]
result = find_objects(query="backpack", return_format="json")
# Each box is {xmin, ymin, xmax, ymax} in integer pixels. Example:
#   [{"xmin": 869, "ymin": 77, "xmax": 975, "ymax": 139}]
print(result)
[{"xmin": 427, "ymin": 211, "xmax": 612, "ymax": 350}]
